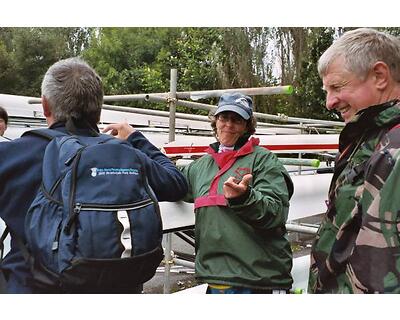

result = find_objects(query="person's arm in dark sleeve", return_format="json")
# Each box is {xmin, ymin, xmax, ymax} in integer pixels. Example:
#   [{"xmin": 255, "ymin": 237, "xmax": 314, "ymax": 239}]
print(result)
[
  {"xmin": 127, "ymin": 131, "xmax": 188, "ymax": 201},
  {"xmin": 0, "ymin": 135, "xmax": 47, "ymax": 236},
  {"xmin": 102, "ymin": 123, "xmax": 188, "ymax": 202}
]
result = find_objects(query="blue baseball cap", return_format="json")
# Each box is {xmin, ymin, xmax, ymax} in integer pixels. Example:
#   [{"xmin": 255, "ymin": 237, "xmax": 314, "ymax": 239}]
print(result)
[{"xmin": 215, "ymin": 93, "xmax": 253, "ymax": 120}]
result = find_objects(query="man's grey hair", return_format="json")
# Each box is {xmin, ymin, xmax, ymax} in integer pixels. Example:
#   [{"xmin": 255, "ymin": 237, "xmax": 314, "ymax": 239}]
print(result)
[
  {"xmin": 318, "ymin": 28, "xmax": 400, "ymax": 82},
  {"xmin": 41, "ymin": 57, "xmax": 103, "ymax": 125}
]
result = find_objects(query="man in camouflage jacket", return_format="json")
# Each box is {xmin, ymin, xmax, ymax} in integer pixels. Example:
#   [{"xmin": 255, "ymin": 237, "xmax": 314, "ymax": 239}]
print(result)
[{"xmin": 308, "ymin": 28, "xmax": 400, "ymax": 293}]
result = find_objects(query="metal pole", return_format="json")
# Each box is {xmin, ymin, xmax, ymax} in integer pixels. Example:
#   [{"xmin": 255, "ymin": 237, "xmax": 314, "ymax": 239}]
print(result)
[
  {"xmin": 99, "ymin": 85, "xmax": 293, "ymax": 102},
  {"xmin": 28, "ymin": 94, "xmax": 344, "ymax": 127},
  {"xmin": 28, "ymin": 85, "xmax": 293, "ymax": 103},
  {"xmin": 28, "ymin": 85, "xmax": 292, "ymax": 105},
  {"xmin": 298, "ymin": 123, "xmax": 303, "ymax": 175},
  {"xmin": 163, "ymin": 69, "xmax": 177, "ymax": 294},
  {"xmin": 145, "ymin": 95, "xmax": 215, "ymax": 112},
  {"xmin": 102, "ymin": 103, "xmax": 340, "ymax": 132},
  {"xmin": 145, "ymin": 95, "xmax": 345, "ymax": 127},
  {"xmin": 285, "ymin": 223, "xmax": 318, "ymax": 234},
  {"xmin": 102, "ymin": 104, "xmax": 209, "ymax": 122},
  {"xmin": 177, "ymin": 158, "xmax": 320, "ymax": 168},
  {"xmin": 163, "ymin": 233, "xmax": 172, "ymax": 294},
  {"xmin": 278, "ymin": 158, "xmax": 320, "ymax": 167},
  {"xmin": 145, "ymin": 95, "xmax": 344, "ymax": 127},
  {"xmin": 178, "ymin": 85, "xmax": 293, "ymax": 100},
  {"xmin": 168, "ymin": 69, "xmax": 177, "ymax": 143},
  {"xmin": 173, "ymin": 258, "xmax": 195, "ymax": 269}
]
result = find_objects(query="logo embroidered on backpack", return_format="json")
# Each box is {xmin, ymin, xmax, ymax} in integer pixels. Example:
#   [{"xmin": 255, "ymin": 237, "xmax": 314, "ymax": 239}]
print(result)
[{"xmin": 90, "ymin": 167, "xmax": 139, "ymax": 177}]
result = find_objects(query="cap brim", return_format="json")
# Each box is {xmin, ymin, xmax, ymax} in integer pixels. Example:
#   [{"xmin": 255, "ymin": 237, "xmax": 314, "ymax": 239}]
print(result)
[{"xmin": 214, "ymin": 105, "xmax": 250, "ymax": 120}]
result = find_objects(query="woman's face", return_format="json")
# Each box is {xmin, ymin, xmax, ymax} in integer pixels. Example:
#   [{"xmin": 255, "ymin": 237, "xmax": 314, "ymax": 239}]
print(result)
[
  {"xmin": 0, "ymin": 118, "xmax": 6, "ymax": 136},
  {"xmin": 216, "ymin": 111, "xmax": 247, "ymax": 146}
]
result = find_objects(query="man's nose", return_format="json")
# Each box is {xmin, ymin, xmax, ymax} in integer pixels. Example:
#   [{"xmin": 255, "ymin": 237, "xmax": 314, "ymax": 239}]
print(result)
[{"xmin": 326, "ymin": 92, "xmax": 339, "ymax": 111}]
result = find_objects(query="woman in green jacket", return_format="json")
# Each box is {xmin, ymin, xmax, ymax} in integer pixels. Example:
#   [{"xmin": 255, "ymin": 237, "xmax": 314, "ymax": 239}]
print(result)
[{"xmin": 181, "ymin": 92, "xmax": 294, "ymax": 294}]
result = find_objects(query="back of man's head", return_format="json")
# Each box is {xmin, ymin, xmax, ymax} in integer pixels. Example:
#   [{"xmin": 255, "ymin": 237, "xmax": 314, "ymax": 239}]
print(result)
[
  {"xmin": 41, "ymin": 57, "xmax": 103, "ymax": 126},
  {"xmin": 318, "ymin": 28, "xmax": 400, "ymax": 82}
]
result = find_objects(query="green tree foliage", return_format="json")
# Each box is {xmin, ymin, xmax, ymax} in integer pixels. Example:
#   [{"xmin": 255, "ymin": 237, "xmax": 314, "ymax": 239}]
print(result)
[
  {"xmin": 168, "ymin": 28, "xmax": 222, "ymax": 92},
  {"xmin": 83, "ymin": 28, "xmax": 177, "ymax": 96},
  {"xmin": 1, "ymin": 27, "xmax": 400, "ymax": 121},
  {"xmin": 0, "ymin": 27, "xmax": 93, "ymax": 96},
  {"xmin": 156, "ymin": 28, "xmax": 223, "ymax": 114},
  {"xmin": 0, "ymin": 38, "xmax": 17, "ymax": 94},
  {"xmin": 382, "ymin": 28, "xmax": 400, "ymax": 36},
  {"xmin": 292, "ymin": 28, "xmax": 336, "ymax": 120},
  {"xmin": 217, "ymin": 28, "xmax": 256, "ymax": 89},
  {"xmin": 83, "ymin": 27, "xmax": 222, "ymax": 113}
]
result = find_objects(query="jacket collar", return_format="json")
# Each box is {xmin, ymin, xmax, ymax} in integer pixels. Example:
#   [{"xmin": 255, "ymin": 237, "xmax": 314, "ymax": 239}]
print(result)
[
  {"xmin": 207, "ymin": 137, "xmax": 259, "ymax": 169},
  {"xmin": 339, "ymin": 99, "xmax": 400, "ymax": 152},
  {"xmin": 209, "ymin": 133, "xmax": 252, "ymax": 153},
  {"xmin": 49, "ymin": 121, "xmax": 100, "ymax": 136}
]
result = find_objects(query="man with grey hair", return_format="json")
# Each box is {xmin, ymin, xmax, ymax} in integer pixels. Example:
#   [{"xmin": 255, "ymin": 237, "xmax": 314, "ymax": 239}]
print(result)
[
  {"xmin": 0, "ymin": 57, "xmax": 188, "ymax": 293},
  {"xmin": 308, "ymin": 28, "xmax": 400, "ymax": 293},
  {"xmin": 40, "ymin": 57, "xmax": 103, "ymax": 129}
]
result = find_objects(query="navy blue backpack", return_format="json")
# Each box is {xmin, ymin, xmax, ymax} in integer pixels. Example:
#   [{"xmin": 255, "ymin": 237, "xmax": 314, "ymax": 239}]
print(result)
[{"xmin": 22, "ymin": 128, "xmax": 164, "ymax": 293}]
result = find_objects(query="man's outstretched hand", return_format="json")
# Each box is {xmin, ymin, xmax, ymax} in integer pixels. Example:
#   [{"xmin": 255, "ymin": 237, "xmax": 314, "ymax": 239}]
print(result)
[{"xmin": 102, "ymin": 122, "xmax": 135, "ymax": 140}]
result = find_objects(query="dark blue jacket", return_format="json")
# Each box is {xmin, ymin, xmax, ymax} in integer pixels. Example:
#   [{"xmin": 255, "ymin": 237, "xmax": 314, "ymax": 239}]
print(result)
[{"xmin": 0, "ymin": 123, "xmax": 188, "ymax": 293}]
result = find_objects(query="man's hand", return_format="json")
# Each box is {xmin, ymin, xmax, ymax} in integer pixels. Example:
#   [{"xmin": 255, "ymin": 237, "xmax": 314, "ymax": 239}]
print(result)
[
  {"xmin": 223, "ymin": 174, "xmax": 252, "ymax": 199},
  {"xmin": 102, "ymin": 122, "xmax": 135, "ymax": 140}
]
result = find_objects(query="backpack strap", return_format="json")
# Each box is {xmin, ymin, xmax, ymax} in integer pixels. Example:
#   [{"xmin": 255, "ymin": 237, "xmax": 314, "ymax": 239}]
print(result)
[
  {"xmin": 135, "ymin": 153, "xmax": 161, "ymax": 216},
  {"xmin": 0, "ymin": 226, "xmax": 28, "ymax": 275},
  {"xmin": 2, "ymin": 228, "xmax": 34, "ymax": 274},
  {"xmin": 0, "ymin": 225, "xmax": 8, "ymax": 292},
  {"xmin": 0, "ymin": 226, "xmax": 10, "ymax": 261},
  {"xmin": 22, "ymin": 128, "xmax": 66, "ymax": 141}
]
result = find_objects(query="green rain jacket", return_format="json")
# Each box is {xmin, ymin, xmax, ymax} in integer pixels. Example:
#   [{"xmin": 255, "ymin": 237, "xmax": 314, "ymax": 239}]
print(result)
[
  {"xmin": 182, "ymin": 135, "xmax": 294, "ymax": 290},
  {"xmin": 309, "ymin": 100, "xmax": 400, "ymax": 293}
]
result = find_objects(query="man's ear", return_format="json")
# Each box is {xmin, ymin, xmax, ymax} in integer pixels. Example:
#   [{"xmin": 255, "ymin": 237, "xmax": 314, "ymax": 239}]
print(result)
[
  {"xmin": 372, "ymin": 61, "xmax": 390, "ymax": 90},
  {"xmin": 42, "ymin": 95, "xmax": 55, "ymax": 126},
  {"xmin": 41, "ymin": 95, "xmax": 52, "ymax": 117}
]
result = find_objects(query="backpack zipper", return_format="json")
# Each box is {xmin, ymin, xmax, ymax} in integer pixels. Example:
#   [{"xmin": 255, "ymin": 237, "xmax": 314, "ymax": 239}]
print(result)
[
  {"xmin": 64, "ymin": 147, "xmax": 86, "ymax": 234},
  {"xmin": 73, "ymin": 198, "xmax": 154, "ymax": 212},
  {"xmin": 69, "ymin": 199, "xmax": 154, "ymax": 259}
]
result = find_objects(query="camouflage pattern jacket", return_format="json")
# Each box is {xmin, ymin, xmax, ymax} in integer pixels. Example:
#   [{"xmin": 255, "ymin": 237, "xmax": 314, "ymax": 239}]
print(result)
[{"xmin": 309, "ymin": 100, "xmax": 400, "ymax": 293}]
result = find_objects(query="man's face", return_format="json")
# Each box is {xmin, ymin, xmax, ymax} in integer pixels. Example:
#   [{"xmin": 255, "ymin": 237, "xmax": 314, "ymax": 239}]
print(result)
[
  {"xmin": 0, "ymin": 118, "xmax": 6, "ymax": 136},
  {"xmin": 322, "ymin": 57, "xmax": 381, "ymax": 123}
]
